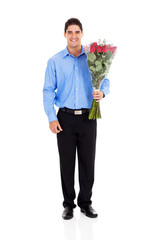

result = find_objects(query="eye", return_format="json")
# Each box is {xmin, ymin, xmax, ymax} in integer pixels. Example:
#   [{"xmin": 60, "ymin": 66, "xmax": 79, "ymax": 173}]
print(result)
[
  {"xmin": 76, "ymin": 31, "xmax": 80, "ymax": 34},
  {"xmin": 67, "ymin": 31, "xmax": 72, "ymax": 34}
]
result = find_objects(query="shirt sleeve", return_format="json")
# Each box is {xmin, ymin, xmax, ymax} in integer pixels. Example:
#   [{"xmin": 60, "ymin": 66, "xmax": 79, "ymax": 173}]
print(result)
[
  {"xmin": 43, "ymin": 59, "xmax": 58, "ymax": 122},
  {"xmin": 100, "ymin": 77, "xmax": 110, "ymax": 97}
]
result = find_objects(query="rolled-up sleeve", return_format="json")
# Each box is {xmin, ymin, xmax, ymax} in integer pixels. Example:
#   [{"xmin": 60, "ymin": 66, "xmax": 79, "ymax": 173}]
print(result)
[{"xmin": 43, "ymin": 59, "xmax": 58, "ymax": 122}]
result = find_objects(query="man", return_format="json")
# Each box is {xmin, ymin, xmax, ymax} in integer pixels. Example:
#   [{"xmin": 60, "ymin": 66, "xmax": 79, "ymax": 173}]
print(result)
[{"xmin": 43, "ymin": 18, "xmax": 110, "ymax": 220}]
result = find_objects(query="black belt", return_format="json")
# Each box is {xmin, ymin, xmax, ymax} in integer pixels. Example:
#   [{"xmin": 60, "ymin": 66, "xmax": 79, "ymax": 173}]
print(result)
[{"xmin": 60, "ymin": 107, "xmax": 90, "ymax": 115}]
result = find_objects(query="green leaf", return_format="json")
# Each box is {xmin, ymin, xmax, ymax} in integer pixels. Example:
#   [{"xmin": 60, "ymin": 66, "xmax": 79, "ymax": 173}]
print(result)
[
  {"xmin": 95, "ymin": 60, "xmax": 101, "ymax": 66},
  {"xmin": 89, "ymin": 66, "xmax": 96, "ymax": 74},
  {"xmin": 104, "ymin": 62, "xmax": 109, "ymax": 68},
  {"xmin": 96, "ymin": 64, "xmax": 102, "ymax": 72},
  {"xmin": 105, "ymin": 51, "xmax": 111, "ymax": 60},
  {"xmin": 88, "ymin": 53, "xmax": 96, "ymax": 62}
]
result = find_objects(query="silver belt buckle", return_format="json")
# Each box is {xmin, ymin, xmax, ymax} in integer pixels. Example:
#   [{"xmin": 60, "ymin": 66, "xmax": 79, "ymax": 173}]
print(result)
[{"xmin": 74, "ymin": 110, "xmax": 82, "ymax": 115}]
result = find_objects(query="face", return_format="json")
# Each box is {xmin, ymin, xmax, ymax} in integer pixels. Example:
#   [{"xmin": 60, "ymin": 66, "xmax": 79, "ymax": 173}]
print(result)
[{"xmin": 64, "ymin": 25, "xmax": 83, "ymax": 49}]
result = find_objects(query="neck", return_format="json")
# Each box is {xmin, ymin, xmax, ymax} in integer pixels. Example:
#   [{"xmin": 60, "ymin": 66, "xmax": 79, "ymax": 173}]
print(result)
[{"xmin": 67, "ymin": 45, "xmax": 82, "ymax": 57}]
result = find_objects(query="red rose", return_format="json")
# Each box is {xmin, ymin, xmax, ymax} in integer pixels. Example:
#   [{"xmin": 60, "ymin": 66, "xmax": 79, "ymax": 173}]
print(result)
[
  {"xmin": 112, "ymin": 46, "xmax": 117, "ymax": 52},
  {"xmin": 102, "ymin": 45, "xmax": 108, "ymax": 53},
  {"xmin": 97, "ymin": 45, "xmax": 102, "ymax": 53},
  {"xmin": 92, "ymin": 42, "xmax": 97, "ymax": 47},
  {"xmin": 90, "ymin": 45, "xmax": 96, "ymax": 52}
]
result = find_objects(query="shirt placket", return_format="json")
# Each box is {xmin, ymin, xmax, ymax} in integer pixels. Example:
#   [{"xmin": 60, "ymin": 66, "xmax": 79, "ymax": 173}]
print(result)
[{"xmin": 75, "ymin": 57, "xmax": 79, "ymax": 109}]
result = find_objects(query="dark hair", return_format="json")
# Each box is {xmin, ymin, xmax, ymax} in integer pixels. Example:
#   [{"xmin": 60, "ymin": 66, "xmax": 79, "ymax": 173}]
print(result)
[{"xmin": 64, "ymin": 18, "xmax": 83, "ymax": 33}]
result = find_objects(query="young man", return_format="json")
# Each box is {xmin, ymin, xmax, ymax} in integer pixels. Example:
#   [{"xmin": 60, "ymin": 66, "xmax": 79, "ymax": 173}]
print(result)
[{"xmin": 43, "ymin": 18, "xmax": 110, "ymax": 220}]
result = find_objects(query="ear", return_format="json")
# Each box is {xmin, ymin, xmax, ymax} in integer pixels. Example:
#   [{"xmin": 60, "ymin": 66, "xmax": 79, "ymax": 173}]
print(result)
[
  {"xmin": 64, "ymin": 32, "xmax": 66, "ymax": 38},
  {"xmin": 81, "ymin": 32, "xmax": 84, "ymax": 38}
]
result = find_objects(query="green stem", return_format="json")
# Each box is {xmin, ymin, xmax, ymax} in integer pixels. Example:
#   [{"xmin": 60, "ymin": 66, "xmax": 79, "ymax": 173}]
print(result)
[{"xmin": 88, "ymin": 99, "xmax": 102, "ymax": 120}]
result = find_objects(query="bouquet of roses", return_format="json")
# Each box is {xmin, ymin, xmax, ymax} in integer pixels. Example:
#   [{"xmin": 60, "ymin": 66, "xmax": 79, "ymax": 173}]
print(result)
[{"xmin": 84, "ymin": 39, "xmax": 117, "ymax": 119}]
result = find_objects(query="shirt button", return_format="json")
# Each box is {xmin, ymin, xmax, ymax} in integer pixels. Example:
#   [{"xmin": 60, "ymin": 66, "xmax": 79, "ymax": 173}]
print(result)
[
  {"xmin": 75, "ymin": 67, "xmax": 77, "ymax": 70},
  {"xmin": 76, "ymin": 88, "xmax": 78, "ymax": 90},
  {"xmin": 76, "ymin": 77, "xmax": 78, "ymax": 80}
]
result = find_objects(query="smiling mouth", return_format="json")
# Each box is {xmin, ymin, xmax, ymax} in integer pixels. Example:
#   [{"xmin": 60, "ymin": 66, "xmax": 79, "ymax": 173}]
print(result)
[{"xmin": 70, "ymin": 39, "xmax": 78, "ymax": 42}]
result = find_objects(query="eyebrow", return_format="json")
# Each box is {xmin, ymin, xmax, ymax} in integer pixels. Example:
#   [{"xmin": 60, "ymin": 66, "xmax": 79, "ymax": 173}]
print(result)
[{"xmin": 67, "ymin": 30, "xmax": 81, "ymax": 33}]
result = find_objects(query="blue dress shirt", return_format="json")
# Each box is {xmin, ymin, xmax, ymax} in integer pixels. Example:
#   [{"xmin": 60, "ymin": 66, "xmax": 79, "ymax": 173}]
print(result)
[{"xmin": 43, "ymin": 45, "xmax": 110, "ymax": 122}]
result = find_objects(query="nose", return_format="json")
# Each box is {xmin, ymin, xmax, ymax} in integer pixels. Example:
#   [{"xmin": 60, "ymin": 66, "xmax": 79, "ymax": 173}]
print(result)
[{"xmin": 72, "ymin": 32, "xmax": 76, "ymax": 38}]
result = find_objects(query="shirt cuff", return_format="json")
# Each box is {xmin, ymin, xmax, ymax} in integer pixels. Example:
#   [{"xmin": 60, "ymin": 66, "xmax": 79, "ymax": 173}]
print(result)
[
  {"xmin": 100, "ymin": 87, "xmax": 110, "ymax": 96},
  {"xmin": 48, "ymin": 111, "xmax": 58, "ymax": 123}
]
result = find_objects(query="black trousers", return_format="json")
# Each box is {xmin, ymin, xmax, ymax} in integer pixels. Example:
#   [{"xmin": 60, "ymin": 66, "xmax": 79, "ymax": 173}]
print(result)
[{"xmin": 57, "ymin": 108, "xmax": 97, "ymax": 209}]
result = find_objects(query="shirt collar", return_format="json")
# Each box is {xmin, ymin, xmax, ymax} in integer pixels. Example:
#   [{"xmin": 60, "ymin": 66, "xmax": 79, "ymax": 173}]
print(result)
[{"xmin": 62, "ymin": 45, "xmax": 85, "ymax": 58}]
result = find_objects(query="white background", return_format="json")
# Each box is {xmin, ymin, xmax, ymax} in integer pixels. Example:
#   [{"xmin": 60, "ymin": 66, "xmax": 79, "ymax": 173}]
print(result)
[{"xmin": 0, "ymin": 0, "xmax": 160, "ymax": 239}]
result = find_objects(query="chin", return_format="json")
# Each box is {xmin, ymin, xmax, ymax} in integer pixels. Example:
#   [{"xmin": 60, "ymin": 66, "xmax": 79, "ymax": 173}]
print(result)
[
  {"xmin": 69, "ymin": 43, "xmax": 80, "ymax": 48},
  {"xmin": 71, "ymin": 45, "xmax": 79, "ymax": 48}
]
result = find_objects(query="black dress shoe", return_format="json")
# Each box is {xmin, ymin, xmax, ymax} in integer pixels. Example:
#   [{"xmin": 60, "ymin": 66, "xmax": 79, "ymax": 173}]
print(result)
[
  {"xmin": 62, "ymin": 207, "xmax": 73, "ymax": 220},
  {"xmin": 81, "ymin": 205, "xmax": 98, "ymax": 218}
]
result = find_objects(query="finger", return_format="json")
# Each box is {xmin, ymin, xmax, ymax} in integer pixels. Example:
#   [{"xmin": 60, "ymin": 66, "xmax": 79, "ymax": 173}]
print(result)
[
  {"xmin": 58, "ymin": 123, "xmax": 63, "ymax": 131},
  {"xmin": 55, "ymin": 126, "xmax": 60, "ymax": 133},
  {"xmin": 93, "ymin": 96, "xmax": 97, "ymax": 99},
  {"xmin": 93, "ymin": 95, "xmax": 101, "ymax": 100},
  {"xmin": 93, "ymin": 91, "xmax": 99, "ymax": 95},
  {"xmin": 49, "ymin": 126, "xmax": 54, "ymax": 133},
  {"xmin": 52, "ymin": 128, "xmax": 58, "ymax": 134},
  {"xmin": 51, "ymin": 129, "xmax": 56, "ymax": 134},
  {"xmin": 92, "ymin": 91, "xmax": 99, "ymax": 94},
  {"xmin": 55, "ymin": 129, "xmax": 60, "ymax": 134},
  {"xmin": 50, "ymin": 126, "xmax": 59, "ymax": 134},
  {"xmin": 96, "ymin": 96, "xmax": 103, "ymax": 101},
  {"xmin": 93, "ymin": 93, "xmax": 99, "ymax": 97}
]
